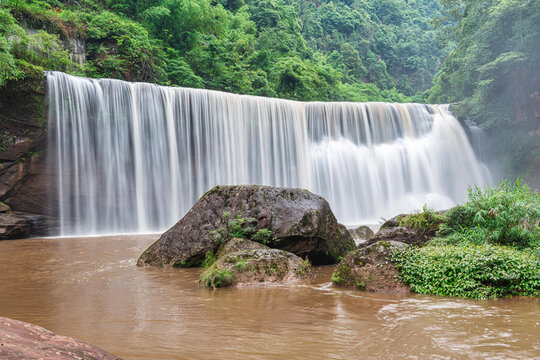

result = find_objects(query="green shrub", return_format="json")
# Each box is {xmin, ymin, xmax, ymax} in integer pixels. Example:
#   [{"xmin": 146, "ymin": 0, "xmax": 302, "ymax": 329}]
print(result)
[
  {"xmin": 331, "ymin": 264, "xmax": 352, "ymax": 286},
  {"xmin": 199, "ymin": 267, "xmax": 234, "ymax": 288},
  {"xmin": 399, "ymin": 205, "xmax": 444, "ymax": 230},
  {"xmin": 201, "ymin": 250, "xmax": 216, "ymax": 269},
  {"xmin": 467, "ymin": 180, "xmax": 539, "ymax": 249},
  {"xmin": 296, "ymin": 257, "xmax": 311, "ymax": 275},
  {"xmin": 252, "ymin": 228, "xmax": 273, "ymax": 245},
  {"xmin": 434, "ymin": 180, "xmax": 539, "ymax": 249},
  {"xmin": 392, "ymin": 244, "xmax": 540, "ymax": 299},
  {"xmin": 228, "ymin": 215, "xmax": 257, "ymax": 239},
  {"xmin": 438, "ymin": 204, "xmax": 477, "ymax": 236},
  {"xmin": 209, "ymin": 212, "xmax": 273, "ymax": 245}
]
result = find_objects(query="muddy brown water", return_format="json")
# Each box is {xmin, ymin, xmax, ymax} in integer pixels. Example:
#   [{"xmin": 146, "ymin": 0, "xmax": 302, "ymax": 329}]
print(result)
[{"xmin": 0, "ymin": 235, "xmax": 538, "ymax": 359}]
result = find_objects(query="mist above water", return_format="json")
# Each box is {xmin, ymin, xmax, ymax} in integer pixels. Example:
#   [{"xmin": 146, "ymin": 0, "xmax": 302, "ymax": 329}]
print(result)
[{"xmin": 47, "ymin": 71, "xmax": 490, "ymax": 236}]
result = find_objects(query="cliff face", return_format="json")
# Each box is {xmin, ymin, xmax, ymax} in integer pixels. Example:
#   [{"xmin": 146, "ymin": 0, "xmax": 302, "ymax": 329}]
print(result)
[{"xmin": 0, "ymin": 63, "xmax": 57, "ymax": 237}]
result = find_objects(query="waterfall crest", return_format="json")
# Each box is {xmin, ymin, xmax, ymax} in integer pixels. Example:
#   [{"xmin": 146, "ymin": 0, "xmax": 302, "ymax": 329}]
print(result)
[{"xmin": 46, "ymin": 71, "xmax": 490, "ymax": 235}]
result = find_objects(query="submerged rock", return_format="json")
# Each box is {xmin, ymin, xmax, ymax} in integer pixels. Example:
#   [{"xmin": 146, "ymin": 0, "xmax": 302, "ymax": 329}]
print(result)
[
  {"xmin": 0, "ymin": 212, "xmax": 32, "ymax": 240},
  {"xmin": 332, "ymin": 240, "xmax": 410, "ymax": 293},
  {"xmin": 0, "ymin": 317, "xmax": 121, "ymax": 359},
  {"xmin": 138, "ymin": 185, "xmax": 355, "ymax": 267},
  {"xmin": 200, "ymin": 240, "xmax": 311, "ymax": 288}
]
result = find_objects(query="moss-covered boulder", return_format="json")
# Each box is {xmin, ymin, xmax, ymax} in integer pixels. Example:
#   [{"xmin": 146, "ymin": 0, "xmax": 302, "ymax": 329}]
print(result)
[
  {"xmin": 138, "ymin": 185, "xmax": 355, "ymax": 267},
  {"xmin": 200, "ymin": 245, "xmax": 311, "ymax": 288},
  {"xmin": 332, "ymin": 240, "xmax": 410, "ymax": 293}
]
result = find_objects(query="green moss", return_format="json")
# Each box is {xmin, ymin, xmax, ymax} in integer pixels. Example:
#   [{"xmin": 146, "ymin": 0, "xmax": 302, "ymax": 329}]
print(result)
[{"xmin": 378, "ymin": 241, "xmax": 391, "ymax": 248}]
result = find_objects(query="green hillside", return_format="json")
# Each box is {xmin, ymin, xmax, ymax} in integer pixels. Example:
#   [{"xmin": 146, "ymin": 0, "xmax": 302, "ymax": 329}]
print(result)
[{"xmin": 0, "ymin": 0, "xmax": 445, "ymax": 102}]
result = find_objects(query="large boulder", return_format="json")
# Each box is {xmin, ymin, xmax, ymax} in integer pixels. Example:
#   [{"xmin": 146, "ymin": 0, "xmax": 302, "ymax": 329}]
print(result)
[
  {"xmin": 138, "ymin": 185, "xmax": 355, "ymax": 267},
  {"xmin": 0, "ymin": 212, "xmax": 32, "ymax": 240},
  {"xmin": 0, "ymin": 317, "xmax": 121, "ymax": 359},
  {"xmin": 200, "ymin": 240, "xmax": 311, "ymax": 288},
  {"xmin": 332, "ymin": 240, "xmax": 410, "ymax": 293}
]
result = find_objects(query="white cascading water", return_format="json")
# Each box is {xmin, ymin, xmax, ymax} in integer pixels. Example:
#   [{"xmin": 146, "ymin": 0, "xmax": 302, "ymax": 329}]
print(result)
[{"xmin": 46, "ymin": 71, "xmax": 490, "ymax": 235}]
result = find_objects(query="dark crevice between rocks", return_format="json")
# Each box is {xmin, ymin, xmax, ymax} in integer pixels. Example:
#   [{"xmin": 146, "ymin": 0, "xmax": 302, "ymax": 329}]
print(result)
[{"xmin": 273, "ymin": 236, "xmax": 334, "ymax": 265}]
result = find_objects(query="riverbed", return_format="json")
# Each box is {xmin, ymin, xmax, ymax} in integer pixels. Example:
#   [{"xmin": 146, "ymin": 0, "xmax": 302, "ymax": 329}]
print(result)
[{"xmin": 0, "ymin": 235, "xmax": 538, "ymax": 359}]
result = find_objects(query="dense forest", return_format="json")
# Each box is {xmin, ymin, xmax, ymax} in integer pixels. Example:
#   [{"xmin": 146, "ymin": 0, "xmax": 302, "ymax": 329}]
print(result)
[
  {"xmin": 0, "ymin": 0, "xmax": 539, "ymax": 183},
  {"xmin": 0, "ymin": 0, "xmax": 445, "ymax": 102},
  {"xmin": 429, "ymin": 0, "xmax": 539, "ymax": 186}
]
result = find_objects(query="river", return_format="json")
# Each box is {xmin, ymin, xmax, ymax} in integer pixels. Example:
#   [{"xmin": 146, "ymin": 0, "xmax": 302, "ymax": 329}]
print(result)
[{"xmin": 0, "ymin": 235, "xmax": 538, "ymax": 359}]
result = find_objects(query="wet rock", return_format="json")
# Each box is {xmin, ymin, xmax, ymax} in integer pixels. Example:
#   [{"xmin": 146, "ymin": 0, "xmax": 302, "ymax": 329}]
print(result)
[
  {"xmin": 0, "ymin": 202, "xmax": 10, "ymax": 213},
  {"xmin": 200, "ymin": 243, "xmax": 311, "ymax": 288},
  {"xmin": 332, "ymin": 240, "xmax": 410, "ymax": 293},
  {"xmin": 215, "ymin": 237, "xmax": 267, "ymax": 258},
  {"xmin": 368, "ymin": 213, "xmax": 442, "ymax": 247},
  {"xmin": 0, "ymin": 212, "xmax": 32, "ymax": 240},
  {"xmin": 348, "ymin": 225, "xmax": 374, "ymax": 244},
  {"xmin": 138, "ymin": 185, "xmax": 355, "ymax": 267},
  {"xmin": 0, "ymin": 63, "xmax": 57, "ymax": 237},
  {"xmin": 0, "ymin": 317, "xmax": 121, "ymax": 359}
]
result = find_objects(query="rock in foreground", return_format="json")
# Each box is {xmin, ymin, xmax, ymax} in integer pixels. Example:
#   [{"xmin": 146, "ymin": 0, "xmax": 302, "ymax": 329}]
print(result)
[
  {"xmin": 138, "ymin": 185, "xmax": 355, "ymax": 267},
  {"xmin": 332, "ymin": 240, "xmax": 410, "ymax": 293},
  {"xmin": 200, "ymin": 239, "xmax": 311, "ymax": 288},
  {"xmin": 0, "ymin": 317, "xmax": 121, "ymax": 359}
]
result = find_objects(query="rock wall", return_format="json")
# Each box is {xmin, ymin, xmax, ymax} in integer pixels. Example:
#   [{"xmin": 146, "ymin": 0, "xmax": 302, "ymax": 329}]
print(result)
[{"xmin": 0, "ymin": 63, "xmax": 56, "ymax": 237}]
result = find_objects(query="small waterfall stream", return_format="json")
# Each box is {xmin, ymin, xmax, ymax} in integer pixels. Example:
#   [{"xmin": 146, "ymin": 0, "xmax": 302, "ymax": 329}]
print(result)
[{"xmin": 46, "ymin": 71, "xmax": 490, "ymax": 235}]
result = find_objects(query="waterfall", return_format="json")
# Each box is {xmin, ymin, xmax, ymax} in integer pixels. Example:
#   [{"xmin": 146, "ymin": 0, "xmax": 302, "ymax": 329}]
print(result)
[{"xmin": 46, "ymin": 71, "xmax": 490, "ymax": 236}]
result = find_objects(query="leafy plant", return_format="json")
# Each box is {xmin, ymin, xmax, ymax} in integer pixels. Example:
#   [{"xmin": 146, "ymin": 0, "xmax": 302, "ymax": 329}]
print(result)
[
  {"xmin": 467, "ymin": 180, "xmax": 539, "ymax": 248},
  {"xmin": 392, "ymin": 244, "xmax": 540, "ymax": 299},
  {"xmin": 331, "ymin": 264, "xmax": 352, "ymax": 286},
  {"xmin": 201, "ymin": 250, "xmax": 216, "ymax": 269},
  {"xmin": 296, "ymin": 257, "xmax": 311, "ymax": 276},
  {"xmin": 252, "ymin": 228, "xmax": 273, "ymax": 245},
  {"xmin": 399, "ymin": 205, "xmax": 443, "ymax": 230},
  {"xmin": 199, "ymin": 267, "xmax": 234, "ymax": 288}
]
